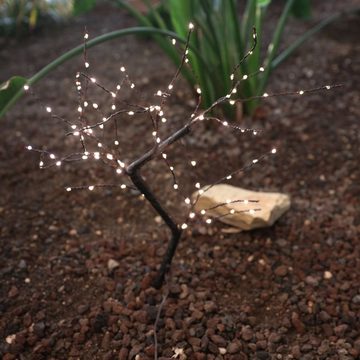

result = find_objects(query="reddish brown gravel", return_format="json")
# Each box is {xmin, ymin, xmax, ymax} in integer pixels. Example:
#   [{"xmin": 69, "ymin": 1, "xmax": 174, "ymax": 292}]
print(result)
[{"xmin": 0, "ymin": 1, "xmax": 359, "ymax": 359}]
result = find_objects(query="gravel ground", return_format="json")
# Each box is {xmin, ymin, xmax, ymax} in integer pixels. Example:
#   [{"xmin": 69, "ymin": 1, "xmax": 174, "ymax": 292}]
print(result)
[{"xmin": 0, "ymin": 1, "xmax": 359, "ymax": 359}]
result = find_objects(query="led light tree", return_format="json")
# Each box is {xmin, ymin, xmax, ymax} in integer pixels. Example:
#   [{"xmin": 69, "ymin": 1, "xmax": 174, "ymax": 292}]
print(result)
[{"xmin": 24, "ymin": 25, "xmax": 339, "ymax": 288}]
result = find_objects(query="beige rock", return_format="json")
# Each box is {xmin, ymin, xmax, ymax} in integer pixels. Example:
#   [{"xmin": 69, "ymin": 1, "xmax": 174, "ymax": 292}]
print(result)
[{"xmin": 192, "ymin": 184, "xmax": 290, "ymax": 230}]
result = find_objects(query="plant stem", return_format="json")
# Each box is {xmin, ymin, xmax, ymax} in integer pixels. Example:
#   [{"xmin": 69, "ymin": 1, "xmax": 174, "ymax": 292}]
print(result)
[{"xmin": 126, "ymin": 124, "xmax": 191, "ymax": 288}]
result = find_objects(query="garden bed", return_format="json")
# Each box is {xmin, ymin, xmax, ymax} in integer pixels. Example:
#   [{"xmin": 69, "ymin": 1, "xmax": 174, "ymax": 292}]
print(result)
[{"xmin": 0, "ymin": 1, "xmax": 359, "ymax": 359}]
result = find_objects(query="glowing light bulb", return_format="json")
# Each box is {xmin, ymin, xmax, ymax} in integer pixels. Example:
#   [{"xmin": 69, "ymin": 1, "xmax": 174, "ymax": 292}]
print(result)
[
  {"xmin": 206, "ymin": 219, "xmax": 212, "ymax": 224},
  {"xmin": 263, "ymin": 92, "xmax": 269, "ymax": 98},
  {"xmin": 299, "ymin": 90, "xmax": 304, "ymax": 95},
  {"xmin": 112, "ymin": 105, "xmax": 116, "ymax": 110},
  {"xmin": 191, "ymin": 160, "xmax": 197, "ymax": 166},
  {"xmin": 230, "ymin": 74, "xmax": 234, "ymax": 80},
  {"xmin": 121, "ymin": 184, "xmax": 126, "ymax": 189},
  {"xmin": 90, "ymin": 77, "xmax": 96, "ymax": 83},
  {"xmin": 97, "ymin": 142, "xmax": 102, "ymax": 148},
  {"xmin": 157, "ymin": 90, "xmax": 162, "ymax": 96},
  {"xmin": 196, "ymin": 88, "xmax": 201, "ymax": 94},
  {"xmin": 188, "ymin": 22, "xmax": 194, "ymax": 30},
  {"xmin": 259, "ymin": 67, "xmax": 264, "ymax": 72},
  {"xmin": 200, "ymin": 210, "xmax": 206, "ymax": 215},
  {"xmin": 66, "ymin": 187, "xmax": 71, "ymax": 192},
  {"xmin": 73, "ymin": 131, "xmax": 80, "ymax": 136},
  {"xmin": 94, "ymin": 152, "xmax": 100, "ymax": 159},
  {"xmin": 242, "ymin": 75, "xmax": 248, "ymax": 80},
  {"xmin": 226, "ymin": 175, "xmax": 232, "ymax": 180},
  {"xmin": 116, "ymin": 168, "xmax": 122, "ymax": 174},
  {"xmin": 161, "ymin": 117, "xmax": 167, "ymax": 123},
  {"xmin": 249, "ymin": 209, "xmax": 255, "ymax": 214},
  {"xmin": 168, "ymin": 84, "xmax": 173, "ymax": 90},
  {"xmin": 162, "ymin": 153, "xmax": 167, "ymax": 159},
  {"xmin": 229, "ymin": 100, "xmax": 235, "ymax": 105},
  {"xmin": 23, "ymin": 85, "xmax": 29, "ymax": 91},
  {"xmin": 181, "ymin": 223, "xmax": 188, "ymax": 230},
  {"xmin": 116, "ymin": 84, "xmax": 121, "ymax": 90},
  {"xmin": 189, "ymin": 212, "xmax": 195, "ymax": 219},
  {"xmin": 93, "ymin": 103, "xmax": 98, "ymax": 109},
  {"xmin": 26, "ymin": 145, "xmax": 32, "ymax": 150},
  {"xmin": 185, "ymin": 198, "xmax": 191, "ymax": 205},
  {"xmin": 271, "ymin": 148, "xmax": 277, "ymax": 154},
  {"xmin": 49, "ymin": 154, "xmax": 55, "ymax": 159},
  {"xmin": 77, "ymin": 106, "xmax": 82, "ymax": 113},
  {"xmin": 172, "ymin": 39, "xmax": 176, "ymax": 45},
  {"xmin": 325, "ymin": 85, "xmax": 331, "ymax": 90},
  {"xmin": 252, "ymin": 159, "xmax": 258, "ymax": 164},
  {"xmin": 128, "ymin": 111, "xmax": 134, "ymax": 116},
  {"xmin": 84, "ymin": 33, "xmax": 89, "ymax": 39},
  {"xmin": 230, "ymin": 209, "xmax": 235, "ymax": 214},
  {"xmin": 111, "ymin": 92, "xmax": 116, "ymax": 98},
  {"xmin": 120, "ymin": 66, "xmax": 126, "ymax": 72},
  {"xmin": 195, "ymin": 182, "xmax": 200, "ymax": 189},
  {"xmin": 131, "ymin": 83, "xmax": 135, "ymax": 89},
  {"xmin": 223, "ymin": 121, "xmax": 229, "ymax": 126},
  {"xmin": 88, "ymin": 186, "xmax": 94, "ymax": 191},
  {"xmin": 46, "ymin": 106, "xmax": 52, "ymax": 113},
  {"xmin": 173, "ymin": 184, "xmax": 178, "ymax": 190},
  {"xmin": 85, "ymin": 62, "xmax": 90, "ymax": 68},
  {"xmin": 114, "ymin": 140, "xmax": 119, "ymax": 146},
  {"xmin": 106, "ymin": 153, "xmax": 113, "ymax": 160},
  {"xmin": 56, "ymin": 161, "xmax": 61, "ymax": 167},
  {"xmin": 198, "ymin": 114, "xmax": 204, "ymax": 120}
]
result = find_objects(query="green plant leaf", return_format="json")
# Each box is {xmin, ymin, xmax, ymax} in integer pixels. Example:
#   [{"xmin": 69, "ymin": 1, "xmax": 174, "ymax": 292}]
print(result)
[
  {"xmin": 291, "ymin": 0, "xmax": 311, "ymax": 19},
  {"xmin": 73, "ymin": 0, "xmax": 97, "ymax": 16},
  {"xmin": 0, "ymin": 76, "xmax": 27, "ymax": 117},
  {"xmin": 257, "ymin": 0, "xmax": 271, "ymax": 8}
]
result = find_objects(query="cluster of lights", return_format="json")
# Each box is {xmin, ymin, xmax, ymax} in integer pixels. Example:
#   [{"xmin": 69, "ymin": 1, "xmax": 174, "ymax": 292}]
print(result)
[{"xmin": 22, "ymin": 26, "xmax": 339, "ymax": 235}]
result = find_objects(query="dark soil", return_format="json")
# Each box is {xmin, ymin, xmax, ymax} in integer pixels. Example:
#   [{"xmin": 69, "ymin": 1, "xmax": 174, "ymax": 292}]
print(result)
[{"xmin": 0, "ymin": 2, "xmax": 359, "ymax": 359}]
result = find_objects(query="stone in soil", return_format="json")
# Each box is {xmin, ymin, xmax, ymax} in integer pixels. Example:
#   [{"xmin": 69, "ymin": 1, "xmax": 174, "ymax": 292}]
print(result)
[{"xmin": 192, "ymin": 184, "xmax": 290, "ymax": 230}]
